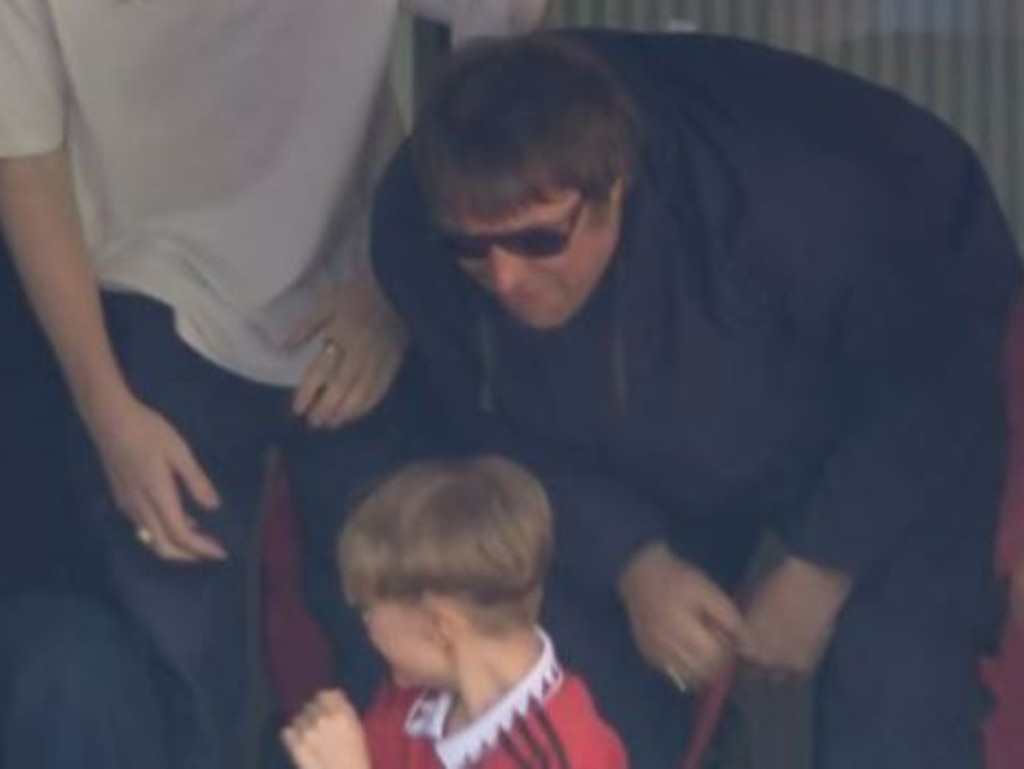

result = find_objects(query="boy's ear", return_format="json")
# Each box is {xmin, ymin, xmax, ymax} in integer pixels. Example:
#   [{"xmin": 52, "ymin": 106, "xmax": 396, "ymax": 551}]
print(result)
[{"xmin": 422, "ymin": 593, "xmax": 466, "ymax": 647}]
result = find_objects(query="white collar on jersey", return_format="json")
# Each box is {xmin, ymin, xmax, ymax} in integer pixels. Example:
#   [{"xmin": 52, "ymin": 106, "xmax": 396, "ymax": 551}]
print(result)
[{"xmin": 404, "ymin": 628, "xmax": 564, "ymax": 769}]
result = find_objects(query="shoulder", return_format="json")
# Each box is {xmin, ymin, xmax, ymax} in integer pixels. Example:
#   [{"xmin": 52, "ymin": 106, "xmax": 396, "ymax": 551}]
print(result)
[
  {"xmin": 363, "ymin": 685, "xmax": 442, "ymax": 767},
  {"xmin": 560, "ymin": 29, "xmax": 972, "ymax": 245},
  {"xmin": 558, "ymin": 29, "xmax": 970, "ymax": 185},
  {"xmin": 530, "ymin": 673, "xmax": 629, "ymax": 769},
  {"xmin": 474, "ymin": 672, "xmax": 628, "ymax": 769},
  {"xmin": 559, "ymin": 28, "xmax": 897, "ymax": 109},
  {"xmin": 362, "ymin": 684, "xmax": 421, "ymax": 746}
]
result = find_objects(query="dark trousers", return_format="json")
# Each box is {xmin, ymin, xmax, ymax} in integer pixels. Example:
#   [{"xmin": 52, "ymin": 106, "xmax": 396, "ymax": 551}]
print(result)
[
  {"xmin": 815, "ymin": 591, "xmax": 990, "ymax": 769},
  {"xmin": 813, "ymin": 511, "xmax": 1000, "ymax": 769},
  {"xmin": 65, "ymin": 293, "xmax": 444, "ymax": 769},
  {"xmin": 0, "ymin": 592, "xmax": 170, "ymax": 769}
]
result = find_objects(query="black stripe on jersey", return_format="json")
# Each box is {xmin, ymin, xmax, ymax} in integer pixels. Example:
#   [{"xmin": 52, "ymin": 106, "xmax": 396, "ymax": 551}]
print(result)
[
  {"xmin": 513, "ymin": 713, "xmax": 550, "ymax": 768},
  {"xmin": 498, "ymin": 729, "xmax": 534, "ymax": 769},
  {"xmin": 533, "ymin": 705, "xmax": 569, "ymax": 769}
]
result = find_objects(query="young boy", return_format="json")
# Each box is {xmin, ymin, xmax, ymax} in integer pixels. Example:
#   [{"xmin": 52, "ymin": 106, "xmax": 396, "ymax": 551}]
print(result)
[{"xmin": 282, "ymin": 455, "xmax": 627, "ymax": 769}]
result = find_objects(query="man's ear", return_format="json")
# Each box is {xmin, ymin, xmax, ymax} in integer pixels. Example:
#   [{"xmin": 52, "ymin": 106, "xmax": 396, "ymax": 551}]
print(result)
[{"xmin": 591, "ymin": 176, "xmax": 628, "ymax": 225}]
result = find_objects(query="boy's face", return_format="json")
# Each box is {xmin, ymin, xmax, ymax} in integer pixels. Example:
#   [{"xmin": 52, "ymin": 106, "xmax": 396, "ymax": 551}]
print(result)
[{"xmin": 363, "ymin": 600, "xmax": 454, "ymax": 688}]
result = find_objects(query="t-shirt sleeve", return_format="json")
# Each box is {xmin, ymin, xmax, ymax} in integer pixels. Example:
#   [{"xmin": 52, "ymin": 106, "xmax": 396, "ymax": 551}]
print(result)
[{"xmin": 0, "ymin": 0, "xmax": 66, "ymax": 157}]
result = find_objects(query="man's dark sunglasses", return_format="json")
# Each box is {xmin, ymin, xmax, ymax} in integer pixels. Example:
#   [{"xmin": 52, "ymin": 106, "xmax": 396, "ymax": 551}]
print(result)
[{"xmin": 432, "ymin": 200, "xmax": 584, "ymax": 261}]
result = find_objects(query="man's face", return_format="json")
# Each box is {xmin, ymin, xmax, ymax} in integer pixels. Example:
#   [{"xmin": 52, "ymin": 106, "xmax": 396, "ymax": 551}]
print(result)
[{"xmin": 440, "ymin": 183, "xmax": 625, "ymax": 329}]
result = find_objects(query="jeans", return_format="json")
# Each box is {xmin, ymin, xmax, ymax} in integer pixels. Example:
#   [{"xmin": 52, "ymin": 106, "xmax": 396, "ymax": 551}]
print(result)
[{"xmin": 0, "ymin": 591, "xmax": 170, "ymax": 769}]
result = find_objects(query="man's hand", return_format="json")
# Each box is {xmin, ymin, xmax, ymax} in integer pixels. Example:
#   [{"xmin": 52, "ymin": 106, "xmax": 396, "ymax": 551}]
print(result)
[
  {"xmin": 282, "ymin": 690, "xmax": 371, "ymax": 769},
  {"xmin": 87, "ymin": 392, "xmax": 225, "ymax": 562},
  {"xmin": 741, "ymin": 555, "xmax": 852, "ymax": 675},
  {"xmin": 288, "ymin": 271, "xmax": 407, "ymax": 429},
  {"xmin": 618, "ymin": 543, "xmax": 746, "ymax": 691}
]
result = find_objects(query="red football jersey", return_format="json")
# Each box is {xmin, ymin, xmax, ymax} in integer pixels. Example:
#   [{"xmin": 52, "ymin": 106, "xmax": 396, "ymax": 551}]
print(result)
[{"xmin": 363, "ymin": 640, "xmax": 627, "ymax": 769}]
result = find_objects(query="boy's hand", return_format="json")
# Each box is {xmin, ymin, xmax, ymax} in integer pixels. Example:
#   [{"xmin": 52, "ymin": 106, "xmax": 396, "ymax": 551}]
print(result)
[{"xmin": 282, "ymin": 690, "xmax": 371, "ymax": 769}]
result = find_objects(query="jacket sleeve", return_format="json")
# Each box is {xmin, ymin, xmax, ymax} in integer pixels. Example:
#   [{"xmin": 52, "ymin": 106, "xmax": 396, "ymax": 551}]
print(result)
[
  {"xmin": 775, "ymin": 141, "xmax": 1020, "ymax": 578},
  {"xmin": 996, "ymin": 298, "xmax": 1024, "ymax": 573},
  {"xmin": 370, "ymin": 147, "xmax": 668, "ymax": 595}
]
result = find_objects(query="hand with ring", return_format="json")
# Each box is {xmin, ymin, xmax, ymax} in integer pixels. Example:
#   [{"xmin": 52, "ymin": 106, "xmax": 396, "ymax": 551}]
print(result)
[
  {"xmin": 85, "ymin": 389, "xmax": 225, "ymax": 562},
  {"xmin": 287, "ymin": 270, "xmax": 407, "ymax": 429},
  {"xmin": 619, "ymin": 543, "xmax": 748, "ymax": 692}
]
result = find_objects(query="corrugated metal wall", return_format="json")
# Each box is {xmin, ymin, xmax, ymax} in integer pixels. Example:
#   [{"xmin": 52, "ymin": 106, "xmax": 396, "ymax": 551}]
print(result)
[{"xmin": 547, "ymin": 0, "xmax": 1023, "ymax": 245}]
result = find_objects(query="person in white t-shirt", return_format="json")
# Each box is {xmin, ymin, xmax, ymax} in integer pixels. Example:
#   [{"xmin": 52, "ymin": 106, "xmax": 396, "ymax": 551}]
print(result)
[{"xmin": 0, "ymin": 2, "xmax": 545, "ymax": 767}]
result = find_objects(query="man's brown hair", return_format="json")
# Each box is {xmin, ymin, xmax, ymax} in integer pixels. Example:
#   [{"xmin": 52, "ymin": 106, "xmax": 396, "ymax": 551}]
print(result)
[
  {"xmin": 412, "ymin": 33, "xmax": 641, "ymax": 223},
  {"xmin": 339, "ymin": 456, "xmax": 553, "ymax": 633}
]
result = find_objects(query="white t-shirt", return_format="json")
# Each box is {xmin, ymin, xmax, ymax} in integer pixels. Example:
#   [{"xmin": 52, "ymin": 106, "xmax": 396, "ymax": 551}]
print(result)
[{"xmin": 0, "ymin": 0, "xmax": 543, "ymax": 385}]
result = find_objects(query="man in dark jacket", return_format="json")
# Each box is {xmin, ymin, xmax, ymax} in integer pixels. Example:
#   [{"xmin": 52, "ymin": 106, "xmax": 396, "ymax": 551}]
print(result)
[{"xmin": 371, "ymin": 31, "xmax": 1020, "ymax": 769}]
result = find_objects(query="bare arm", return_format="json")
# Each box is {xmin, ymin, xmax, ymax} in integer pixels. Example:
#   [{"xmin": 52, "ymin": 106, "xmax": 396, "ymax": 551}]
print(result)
[{"xmin": 0, "ymin": 149, "xmax": 224, "ymax": 561}]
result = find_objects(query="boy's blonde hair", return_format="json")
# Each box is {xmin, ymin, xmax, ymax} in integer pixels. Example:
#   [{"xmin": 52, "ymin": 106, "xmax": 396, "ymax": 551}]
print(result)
[{"xmin": 339, "ymin": 456, "xmax": 552, "ymax": 633}]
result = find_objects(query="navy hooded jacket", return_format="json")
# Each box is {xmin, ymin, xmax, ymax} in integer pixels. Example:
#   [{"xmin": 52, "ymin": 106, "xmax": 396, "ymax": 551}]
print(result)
[{"xmin": 371, "ymin": 30, "xmax": 1020, "ymax": 607}]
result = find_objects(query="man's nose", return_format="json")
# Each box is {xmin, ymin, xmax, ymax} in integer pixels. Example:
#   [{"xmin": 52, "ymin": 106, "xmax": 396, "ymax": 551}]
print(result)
[{"xmin": 485, "ymin": 248, "xmax": 530, "ymax": 296}]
